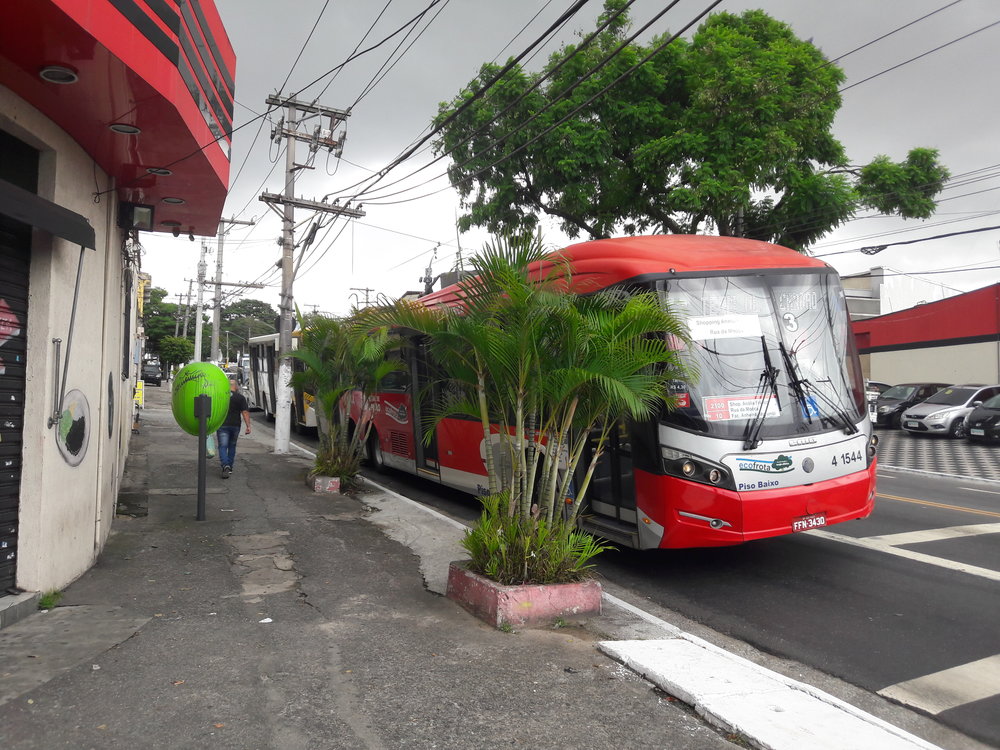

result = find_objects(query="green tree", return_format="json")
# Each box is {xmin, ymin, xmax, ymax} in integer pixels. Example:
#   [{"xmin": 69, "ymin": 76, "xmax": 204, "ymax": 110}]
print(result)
[
  {"xmin": 434, "ymin": 4, "xmax": 948, "ymax": 250},
  {"xmin": 373, "ymin": 233, "xmax": 691, "ymax": 584},
  {"xmin": 222, "ymin": 299, "xmax": 277, "ymax": 326},
  {"xmin": 290, "ymin": 313, "xmax": 400, "ymax": 490},
  {"xmin": 142, "ymin": 287, "xmax": 181, "ymax": 355},
  {"xmin": 159, "ymin": 336, "xmax": 194, "ymax": 367}
]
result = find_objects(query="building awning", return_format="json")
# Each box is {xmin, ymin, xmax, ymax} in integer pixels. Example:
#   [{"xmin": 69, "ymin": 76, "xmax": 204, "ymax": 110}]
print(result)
[{"xmin": 0, "ymin": 178, "xmax": 95, "ymax": 249}]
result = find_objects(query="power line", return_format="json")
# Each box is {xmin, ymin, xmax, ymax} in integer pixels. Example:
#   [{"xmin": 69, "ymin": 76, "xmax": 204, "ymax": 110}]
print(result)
[
  {"xmin": 319, "ymin": 0, "xmax": 596, "ymax": 204},
  {"xmin": 340, "ymin": 0, "xmax": 643, "ymax": 203},
  {"xmin": 840, "ymin": 16, "xmax": 1000, "ymax": 93},
  {"xmin": 356, "ymin": 0, "xmax": 958, "ymax": 208},
  {"xmin": 814, "ymin": 223, "xmax": 1000, "ymax": 258},
  {"xmin": 845, "ymin": 264, "xmax": 1000, "ymax": 280},
  {"xmin": 492, "ymin": 0, "xmax": 558, "ymax": 62},
  {"xmin": 312, "ymin": 0, "xmax": 395, "ymax": 103},
  {"xmin": 226, "ymin": 1, "xmax": 332, "ymax": 205},
  {"xmin": 351, "ymin": 0, "xmax": 453, "ymax": 108},
  {"xmin": 824, "ymin": 0, "xmax": 966, "ymax": 66},
  {"xmin": 262, "ymin": 0, "xmax": 599, "ymax": 281}
]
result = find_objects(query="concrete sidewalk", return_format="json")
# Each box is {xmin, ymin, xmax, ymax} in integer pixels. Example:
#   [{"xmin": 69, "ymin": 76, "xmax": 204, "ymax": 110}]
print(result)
[{"xmin": 0, "ymin": 387, "xmax": 981, "ymax": 749}]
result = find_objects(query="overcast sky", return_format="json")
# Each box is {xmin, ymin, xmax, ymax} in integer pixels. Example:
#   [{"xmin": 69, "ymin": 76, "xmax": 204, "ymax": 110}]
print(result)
[{"xmin": 141, "ymin": 0, "xmax": 1000, "ymax": 321}]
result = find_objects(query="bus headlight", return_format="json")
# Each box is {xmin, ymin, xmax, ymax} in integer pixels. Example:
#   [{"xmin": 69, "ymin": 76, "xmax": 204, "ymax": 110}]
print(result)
[{"xmin": 661, "ymin": 448, "xmax": 734, "ymax": 490}]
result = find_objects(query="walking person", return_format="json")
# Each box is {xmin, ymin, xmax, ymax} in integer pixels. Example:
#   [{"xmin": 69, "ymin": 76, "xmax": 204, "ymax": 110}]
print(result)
[{"xmin": 217, "ymin": 377, "xmax": 251, "ymax": 478}]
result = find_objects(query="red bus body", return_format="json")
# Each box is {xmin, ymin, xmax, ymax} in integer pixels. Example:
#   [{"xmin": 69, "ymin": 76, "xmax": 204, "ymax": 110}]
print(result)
[{"xmin": 353, "ymin": 236, "xmax": 876, "ymax": 549}]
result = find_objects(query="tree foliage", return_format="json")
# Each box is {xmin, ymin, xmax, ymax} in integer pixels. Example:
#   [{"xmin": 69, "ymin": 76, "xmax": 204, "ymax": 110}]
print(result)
[
  {"xmin": 222, "ymin": 298, "xmax": 278, "ymax": 327},
  {"xmin": 290, "ymin": 312, "xmax": 400, "ymax": 489},
  {"xmin": 141, "ymin": 289, "xmax": 277, "ymax": 360},
  {"xmin": 142, "ymin": 287, "xmax": 179, "ymax": 355},
  {"xmin": 433, "ymin": 3, "xmax": 949, "ymax": 250},
  {"xmin": 159, "ymin": 336, "xmax": 194, "ymax": 366}
]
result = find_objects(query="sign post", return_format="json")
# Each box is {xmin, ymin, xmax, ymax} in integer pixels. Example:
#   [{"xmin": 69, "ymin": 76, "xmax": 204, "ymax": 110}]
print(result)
[{"xmin": 193, "ymin": 394, "xmax": 210, "ymax": 521}]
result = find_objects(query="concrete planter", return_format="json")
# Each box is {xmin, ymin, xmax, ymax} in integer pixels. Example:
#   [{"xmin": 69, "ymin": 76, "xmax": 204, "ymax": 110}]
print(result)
[
  {"xmin": 446, "ymin": 560, "xmax": 602, "ymax": 628},
  {"xmin": 308, "ymin": 474, "xmax": 341, "ymax": 494}
]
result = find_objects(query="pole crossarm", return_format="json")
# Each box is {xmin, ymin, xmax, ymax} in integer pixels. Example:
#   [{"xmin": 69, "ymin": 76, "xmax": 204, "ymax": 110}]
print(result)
[
  {"xmin": 265, "ymin": 95, "xmax": 350, "ymax": 121},
  {"xmin": 282, "ymin": 131, "xmax": 345, "ymax": 151},
  {"xmin": 259, "ymin": 192, "xmax": 365, "ymax": 218}
]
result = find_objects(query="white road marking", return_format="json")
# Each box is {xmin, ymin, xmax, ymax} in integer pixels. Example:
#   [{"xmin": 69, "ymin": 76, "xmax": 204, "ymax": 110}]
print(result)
[
  {"xmin": 960, "ymin": 486, "xmax": 1000, "ymax": 495},
  {"xmin": 878, "ymin": 654, "xmax": 1000, "ymax": 715},
  {"xmin": 879, "ymin": 473, "xmax": 897, "ymax": 479},
  {"xmin": 806, "ymin": 530, "xmax": 1000, "ymax": 582},
  {"xmin": 864, "ymin": 523, "xmax": 1000, "ymax": 546}
]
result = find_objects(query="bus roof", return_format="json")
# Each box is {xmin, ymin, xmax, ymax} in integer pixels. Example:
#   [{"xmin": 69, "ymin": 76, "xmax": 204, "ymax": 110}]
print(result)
[{"xmin": 419, "ymin": 235, "xmax": 829, "ymax": 307}]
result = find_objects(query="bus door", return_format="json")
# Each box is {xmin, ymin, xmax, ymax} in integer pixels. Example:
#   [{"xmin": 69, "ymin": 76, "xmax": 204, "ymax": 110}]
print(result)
[
  {"xmin": 582, "ymin": 420, "xmax": 636, "ymax": 522},
  {"xmin": 410, "ymin": 337, "xmax": 440, "ymax": 478}
]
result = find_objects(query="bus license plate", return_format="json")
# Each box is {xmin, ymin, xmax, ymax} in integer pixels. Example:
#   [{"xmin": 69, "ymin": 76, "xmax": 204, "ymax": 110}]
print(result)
[
  {"xmin": 971, "ymin": 428, "xmax": 985, "ymax": 436},
  {"xmin": 792, "ymin": 513, "xmax": 826, "ymax": 532}
]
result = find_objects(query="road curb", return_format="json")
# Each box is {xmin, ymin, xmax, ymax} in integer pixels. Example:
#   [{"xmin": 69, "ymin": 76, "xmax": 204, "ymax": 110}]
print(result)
[{"xmin": 879, "ymin": 463, "xmax": 1000, "ymax": 485}]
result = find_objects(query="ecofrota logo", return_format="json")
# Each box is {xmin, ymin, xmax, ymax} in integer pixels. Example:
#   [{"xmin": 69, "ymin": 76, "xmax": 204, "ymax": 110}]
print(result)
[{"xmin": 737, "ymin": 454, "xmax": 794, "ymax": 474}]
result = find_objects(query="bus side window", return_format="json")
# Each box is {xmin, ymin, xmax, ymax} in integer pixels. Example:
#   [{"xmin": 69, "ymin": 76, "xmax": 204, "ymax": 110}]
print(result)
[{"xmin": 380, "ymin": 370, "xmax": 410, "ymax": 392}]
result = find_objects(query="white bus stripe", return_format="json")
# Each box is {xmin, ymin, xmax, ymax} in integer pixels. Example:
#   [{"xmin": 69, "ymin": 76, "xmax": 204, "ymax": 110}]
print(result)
[
  {"xmin": 878, "ymin": 654, "xmax": 1000, "ymax": 715},
  {"xmin": 806, "ymin": 530, "xmax": 1000, "ymax": 582},
  {"xmin": 864, "ymin": 523, "xmax": 1000, "ymax": 546}
]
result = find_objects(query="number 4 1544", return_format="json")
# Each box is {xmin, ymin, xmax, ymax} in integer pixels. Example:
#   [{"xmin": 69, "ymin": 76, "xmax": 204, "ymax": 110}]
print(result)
[{"xmin": 832, "ymin": 450, "xmax": 863, "ymax": 466}]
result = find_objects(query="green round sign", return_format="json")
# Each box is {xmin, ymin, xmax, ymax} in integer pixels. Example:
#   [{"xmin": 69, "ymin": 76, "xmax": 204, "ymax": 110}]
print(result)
[{"xmin": 171, "ymin": 362, "xmax": 231, "ymax": 435}]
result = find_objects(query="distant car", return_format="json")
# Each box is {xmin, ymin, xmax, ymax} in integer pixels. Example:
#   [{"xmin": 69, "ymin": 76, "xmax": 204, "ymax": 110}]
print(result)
[
  {"xmin": 141, "ymin": 362, "xmax": 162, "ymax": 387},
  {"xmin": 965, "ymin": 393, "xmax": 1000, "ymax": 442},
  {"xmin": 865, "ymin": 381, "xmax": 891, "ymax": 419},
  {"xmin": 874, "ymin": 382, "xmax": 950, "ymax": 429},
  {"xmin": 866, "ymin": 381, "xmax": 891, "ymax": 398},
  {"xmin": 901, "ymin": 384, "xmax": 1000, "ymax": 438}
]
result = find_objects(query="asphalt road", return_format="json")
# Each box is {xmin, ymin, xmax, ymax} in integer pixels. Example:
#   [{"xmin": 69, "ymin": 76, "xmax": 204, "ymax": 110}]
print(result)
[{"xmin": 270, "ymin": 415, "xmax": 1000, "ymax": 747}]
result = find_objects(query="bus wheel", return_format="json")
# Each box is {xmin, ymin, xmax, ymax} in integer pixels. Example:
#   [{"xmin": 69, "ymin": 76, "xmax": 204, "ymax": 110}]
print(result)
[{"xmin": 367, "ymin": 431, "xmax": 386, "ymax": 473}]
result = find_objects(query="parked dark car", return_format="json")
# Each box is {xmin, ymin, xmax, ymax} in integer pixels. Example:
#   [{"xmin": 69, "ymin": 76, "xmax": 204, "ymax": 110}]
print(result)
[
  {"xmin": 901, "ymin": 384, "xmax": 1000, "ymax": 438},
  {"xmin": 874, "ymin": 382, "xmax": 950, "ymax": 429},
  {"xmin": 141, "ymin": 362, "xmax": 162, "ymax": 387},
  {"xmin": 966, "ymin": 393, "xmax": 1000, "ymax": 442}
]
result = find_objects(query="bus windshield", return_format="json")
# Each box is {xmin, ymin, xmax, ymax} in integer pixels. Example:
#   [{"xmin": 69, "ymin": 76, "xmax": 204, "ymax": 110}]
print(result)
[{"xmin": 655, "ymin": 270, "xmax": 865, "ymax": 442}]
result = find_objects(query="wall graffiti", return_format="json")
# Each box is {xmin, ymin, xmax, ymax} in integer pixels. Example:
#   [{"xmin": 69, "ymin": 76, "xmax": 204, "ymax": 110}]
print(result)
[{"xmin": 0, "ymin": 297, "xmax": 21, "ymax": 376}]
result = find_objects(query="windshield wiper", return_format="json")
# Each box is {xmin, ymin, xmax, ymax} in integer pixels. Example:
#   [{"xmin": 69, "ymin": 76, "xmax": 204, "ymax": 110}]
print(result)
[
  {"xmin": 743, "ymin": 336, "xmax": 781, "ymax": 450},
  {"xmin": 779, "ymin": 342, "xmax": 858, "ymax": 435}
]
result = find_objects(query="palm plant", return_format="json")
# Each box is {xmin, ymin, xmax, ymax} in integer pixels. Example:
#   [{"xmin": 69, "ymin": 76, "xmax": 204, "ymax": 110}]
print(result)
[
  {"xmin": 290, "ymin": 311, "xmax": 399, "ymax": 490},
  {"xmin": 373, "ymin": 233, "xmax": 692, "ymax": 584}
]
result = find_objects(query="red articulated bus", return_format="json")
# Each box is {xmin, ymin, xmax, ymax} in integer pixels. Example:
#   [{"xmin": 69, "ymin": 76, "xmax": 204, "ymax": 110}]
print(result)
[{"xmin": 351, "ymin": 235, "xmax": 877, "ymax": 549}]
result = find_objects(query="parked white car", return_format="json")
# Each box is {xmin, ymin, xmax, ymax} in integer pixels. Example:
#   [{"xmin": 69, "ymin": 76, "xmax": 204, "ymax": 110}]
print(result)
[{"xmin": 901, "ymin": 384, "xmax": 1000, "ymax": 438}]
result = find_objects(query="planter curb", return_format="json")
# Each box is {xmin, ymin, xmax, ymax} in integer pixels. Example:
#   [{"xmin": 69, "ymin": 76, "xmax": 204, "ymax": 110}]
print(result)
[{"xmin": 445, "ymin": 560, "xmax": 602, "ymax": 628}]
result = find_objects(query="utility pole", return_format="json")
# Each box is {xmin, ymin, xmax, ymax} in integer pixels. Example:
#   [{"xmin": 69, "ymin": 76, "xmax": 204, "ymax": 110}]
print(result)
[
  {"xmin": 194, "ymin": 243, "xmax": 208, "ymax": 362},
  {"xmin": 181, "ymin": 280, "xmax": 194, "ymax": 339},
  {"xmin": 260, "ymin": 94, "xmax": 364, "ymax": 454},
  {"xmin": 211, "ymin": 217, "xmax": 255, "ymax": 363}
]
